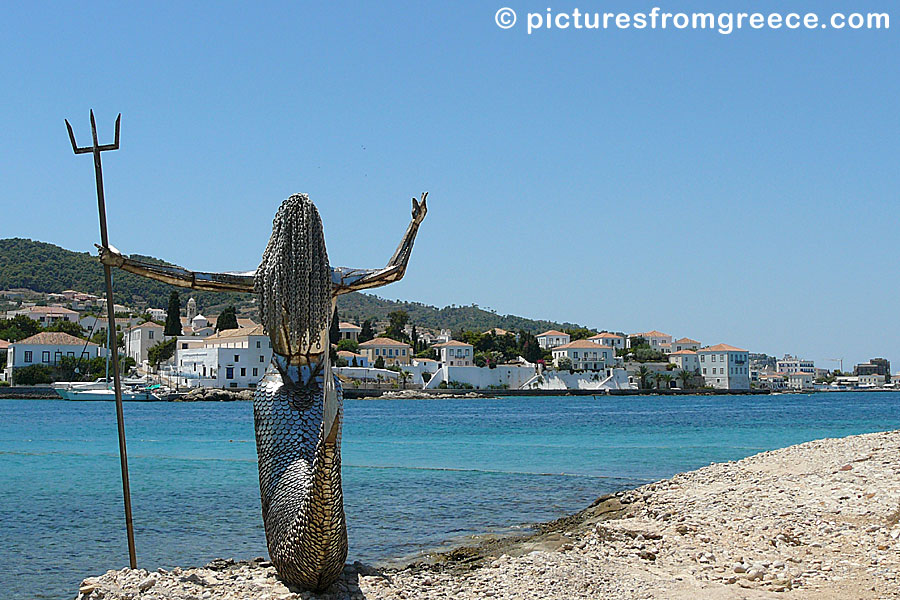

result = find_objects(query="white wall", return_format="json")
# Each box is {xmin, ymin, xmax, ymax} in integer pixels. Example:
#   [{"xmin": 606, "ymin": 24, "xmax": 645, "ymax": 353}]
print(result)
[{"xmin": 425, "ymin": 365, "xmax": 538, "ymax": 390}]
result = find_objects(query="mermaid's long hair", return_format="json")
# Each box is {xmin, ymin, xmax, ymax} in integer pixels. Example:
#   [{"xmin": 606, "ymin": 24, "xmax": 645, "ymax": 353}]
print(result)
[{"xmin": 255, "ymin": 194, "xmax": 332, "ymax": 359}]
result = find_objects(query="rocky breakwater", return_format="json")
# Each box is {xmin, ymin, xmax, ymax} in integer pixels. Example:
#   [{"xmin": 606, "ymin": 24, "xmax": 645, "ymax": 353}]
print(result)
[
  {"xmin": 175, "ymin": 388, "xmax": 255, "ymax": 402},
  {"xmin": 76, "ymin": 430, "xmax": 900, "ymax": 599}
]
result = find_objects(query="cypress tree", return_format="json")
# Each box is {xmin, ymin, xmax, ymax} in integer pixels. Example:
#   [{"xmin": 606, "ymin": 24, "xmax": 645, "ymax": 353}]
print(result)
[
  {"xmin": 216, "ymin": 306, "xmax": 239, "ymax": 331},
  {"xmin": 164, "ymin": 291, "xmax": 182, "ymax": 336},
  {"xmin": 359, "ymin": 319, "xmax": 375, "ymax": 343}
]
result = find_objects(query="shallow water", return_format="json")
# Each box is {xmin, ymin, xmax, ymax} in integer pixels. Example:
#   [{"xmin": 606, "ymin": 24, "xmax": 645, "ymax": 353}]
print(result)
[{"xmin": 2, "ymin": 392, "xmax": 898, "ymax": 599}]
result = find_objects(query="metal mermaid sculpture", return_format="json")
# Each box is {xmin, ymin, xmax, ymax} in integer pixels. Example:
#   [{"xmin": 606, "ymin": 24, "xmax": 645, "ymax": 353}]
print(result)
[{"xmin": 98, "ymin": 192, "xmax": 427, "ymax": 590}]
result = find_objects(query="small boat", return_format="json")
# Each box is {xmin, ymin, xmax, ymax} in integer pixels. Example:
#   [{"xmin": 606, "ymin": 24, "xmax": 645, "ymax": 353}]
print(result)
[{"xmin": 57, "ymin": 386, "xmax": 161, "ymax": 401}]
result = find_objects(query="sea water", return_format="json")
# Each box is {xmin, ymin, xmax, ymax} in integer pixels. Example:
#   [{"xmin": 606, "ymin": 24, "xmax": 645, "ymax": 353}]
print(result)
[{"xmin": 2, "ymin": 392, "xmax": 899, "ymax": 599}]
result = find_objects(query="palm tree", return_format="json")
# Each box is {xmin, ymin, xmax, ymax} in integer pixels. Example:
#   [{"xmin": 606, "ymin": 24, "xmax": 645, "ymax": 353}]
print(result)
[
  {"xmin": 636, "ymin": 366, "xmax": 652, "ymax": 390},
  {"xmin": 660, "ymin": 373, "xmax": 674, "ymax": 390},
  {"xmin": 653, "ymin": 372, "xmax": 664, "ymax": 390},
  {"xmin": 677, "ymin": 370, "xmax": 693, "ymax": 389}
]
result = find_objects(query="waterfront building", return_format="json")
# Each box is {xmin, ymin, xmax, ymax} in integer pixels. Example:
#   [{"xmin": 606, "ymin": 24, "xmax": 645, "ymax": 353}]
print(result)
[
  {"xmin": 855, "ymin": 358, "xmax": 891, "ymax": 383},
  {"xmin": 536, "ymin": 330, "xmax": 570, "ymax": 349},
  {"xmin": 668, "ymin": 349, "xmax": 700, "ymax": 373},
  {"xmin": 697, "ymin": 344, "xmax": 750, "ymax": 390},
  {"xmin": 776, "ymin": 355, "xmax": 815, "ymax": 374},
  {"xmin": 124, "ymin": 321, "xmax": 168, "ymax": 365},
  {"xmin": 859, "ymin": 373, "xmax": 886, "ymax": 387},
  {"xmin": 358, "ymin": 337, "xmax": 412, "ymax": 366},
  {"xmin": 4, "ymin": 332, "xmax": 106, "ymax": 381},
  {"xmin": 788, "ymin": 371, "xmax": 815, "ymax": 390},
  {"xmin": 551, "ymin": 339, "xmax": 615, "ymax": 371},
  {"xmin": 587, "ymin": 332, "xmax": 625, "ymax": 350},
  {"xmin": 433, "ymin": 340, "xmax": 474, "ymax": 366},
  {"xmin": 338, "ymin": 322, "xmax": 361, "ymax": 342},
  {"xmin": 174, "ymin": 325, "xmax": 272, "ymax": 388}
]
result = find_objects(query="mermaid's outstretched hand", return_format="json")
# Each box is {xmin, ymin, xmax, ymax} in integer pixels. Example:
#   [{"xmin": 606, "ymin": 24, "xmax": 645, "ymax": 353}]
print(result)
[{"xmin": 411, "ymin": 192, "xmax": 428, "ymax": 225}]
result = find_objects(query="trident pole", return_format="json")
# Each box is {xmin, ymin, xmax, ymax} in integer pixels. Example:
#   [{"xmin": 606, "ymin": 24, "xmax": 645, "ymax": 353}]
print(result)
[{"xmin": 65, "ymin": 110, "xmax": 137, "ymax": 569}]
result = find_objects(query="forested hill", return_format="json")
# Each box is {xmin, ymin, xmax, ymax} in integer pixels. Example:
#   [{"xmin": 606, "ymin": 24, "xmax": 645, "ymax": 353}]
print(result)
[
  {"xmin": 0, "ymin": 238, "xmax": 586, "ymax": 333},
  {"xmin": 0, "ymin": 238, "xmax": 249, "ymax": 312}
]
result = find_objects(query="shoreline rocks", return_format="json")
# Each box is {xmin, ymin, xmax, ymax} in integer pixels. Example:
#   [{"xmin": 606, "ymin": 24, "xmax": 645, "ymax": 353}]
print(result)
[{"xmin": 76, "ymin": 429, "xmax": 900, "ymax": 600}]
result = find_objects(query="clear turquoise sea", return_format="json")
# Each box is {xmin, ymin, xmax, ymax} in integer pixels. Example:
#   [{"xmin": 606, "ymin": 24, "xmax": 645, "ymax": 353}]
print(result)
[{"xmin": 2, "ymin": 392, "xmax": 899, "ymax": 599}]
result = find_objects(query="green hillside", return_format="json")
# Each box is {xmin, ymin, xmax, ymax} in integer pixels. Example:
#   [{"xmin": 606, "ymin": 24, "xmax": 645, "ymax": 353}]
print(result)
[{"xmin": 0, "ymin": 238, "xmax": 586, "ymax": 333}]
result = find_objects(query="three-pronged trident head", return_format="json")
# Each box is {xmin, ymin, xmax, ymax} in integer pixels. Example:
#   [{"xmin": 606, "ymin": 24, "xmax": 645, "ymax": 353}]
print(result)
[{"xmin": 65, "ymin": 109, "xmax": 120, "ymax": 154}]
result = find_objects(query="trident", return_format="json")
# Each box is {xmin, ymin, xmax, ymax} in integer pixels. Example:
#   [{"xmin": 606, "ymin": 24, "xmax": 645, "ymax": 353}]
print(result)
[{"xmin": 65, "ymin": 111, "xmax": 137, "ymax": 569}]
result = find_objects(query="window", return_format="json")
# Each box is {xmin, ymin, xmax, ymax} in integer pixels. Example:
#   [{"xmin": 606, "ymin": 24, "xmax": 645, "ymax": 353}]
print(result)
[
  {"xmin": 234, "ymin": 354, "xmax": 240, "ymax": 362},
  {"xmin": 148, "ymin": 331, "xmax": 154, "ymax": 340},
  {"xmin": 24, "ymin": 351, "xmax": 33, "ymax": 363},
  {"xmin": 252, "ymin": 368, "xmax": 258, "ymax": 376},
  {"xmin": 226, "ymin": 367, "xmax": 234, "ymax": 379},
  {"xmin": 256, "ymin": 340, "xmax": 261, "ymax": 348},
  {"xmin": 259, "ymin": 355, "xmax": 264, "ymax": 362},
  {"xmin": 42, "ymin": 351, "xmax": 51, "ymax": 363},
  {"xmin": 240, "ymin": 368, "xmax": 246, "ymax": 377},
  {"xmin": 702, "ymin": 368, "xmax": 707, "ymax": 374},
  {"xmin": 67, "ymin": 351, "xmax": 75, "ymax": 358}
]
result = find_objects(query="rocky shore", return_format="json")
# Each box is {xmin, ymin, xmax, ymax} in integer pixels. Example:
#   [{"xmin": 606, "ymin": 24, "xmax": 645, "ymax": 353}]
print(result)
[{"xmin": 76, "ymin": 430, "xmax": 900, "ymax": 600}]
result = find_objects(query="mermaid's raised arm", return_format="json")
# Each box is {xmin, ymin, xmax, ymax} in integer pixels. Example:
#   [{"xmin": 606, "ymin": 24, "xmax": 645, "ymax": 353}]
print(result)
[
  {"xmin": 331, "ymin": 193, "xmax": 428, "ymax": 295},
  {"xmin": 96, "ymin": 244, "xmax": 256, "ymax": 293}
]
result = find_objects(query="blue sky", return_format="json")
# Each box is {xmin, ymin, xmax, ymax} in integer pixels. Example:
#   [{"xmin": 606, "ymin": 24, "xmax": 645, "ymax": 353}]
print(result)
[{"xmin": 1, "ymin": 1, "xmax": 897, "ymax": 369}]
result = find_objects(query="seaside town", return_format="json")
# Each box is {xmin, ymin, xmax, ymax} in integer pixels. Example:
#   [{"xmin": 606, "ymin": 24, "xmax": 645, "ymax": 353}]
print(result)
[{"xmin": 0, "ymin": 286, "xmax": 894, "ymax": 398}]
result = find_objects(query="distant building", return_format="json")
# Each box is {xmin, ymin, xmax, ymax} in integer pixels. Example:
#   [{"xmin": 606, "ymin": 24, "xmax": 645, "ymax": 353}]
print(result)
[
  {"xmin": 434, "ymin": 340, "xmax": 474, "ymax": 366},
  {"xmin": 147, "ymin": 308, "xmax": 166, "ymax": 321},
  {"xmin": 552, "ymin": 340, "xmax": 615, "ymax": 371},
  {"xmin": 776, "ymin": 355, "xmax": 815, "ymax": 375},
  {"xmin": 788, "ymin": 371, "xmax": 815, "ymax": 390},
  {"xmin": 855, "ymin": 358, "xmax": 891, "ymax": 383},
  {"xmin": 5, "ymin": 332, "xmax": 106, "ymax": 381},
  {"xmin": 12, "ymin": 305, "xmax": 80, "ymax": 326},
  {"xmin": 124, "ymin": 322, "xmax": 168, "ymax": 365},
  {"xmin": 697, "ymin": 344, "xmax": 750, "ymax": 390},
  {"xmin": 858, "ymin": 373, "xmax": 886, "ymax": 387},
  {"xmin": 358, "ymin": 337, "xmax": 412, "ymax": 366},
  {"xmin": 174, "ymin": 325, "xmax": 272, "ymax": 388},
  {"xmin": 671, "ymin": 338, "xmax": 701, "ymax": 353},
  {"xmin": 337, "ymin": 350, "xmax": 369, "ymax": 367},
  {"xmin": 338, "ymin": 322, "xmax": 361, "ymax": 342},
  {"xmin": 587, "ymin": 332, "xmax": 625, "ymax": 350},
  {"xmin": 627, "ymin": 331, "xmax": 673, "ymax": 350},
  {"xmin": 186, "ymin": 297, "xmax": 197, "ymax": 322},
  {"xmin": 668, "ymin": 349, "xmax": 700, "ymax": 373},
  {"xmin": 536, "ymin": 330, "xmax": 570, "ymax": 349}
]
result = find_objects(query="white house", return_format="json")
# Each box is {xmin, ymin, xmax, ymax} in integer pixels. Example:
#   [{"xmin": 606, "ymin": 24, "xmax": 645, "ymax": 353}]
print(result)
[
  {"xmin": 587, "ymin": 332, "xmax": 625, "ymax": 350},
  {"xmin": 358, "ymin": 337, "xmax": 412, "ymax": 366},
  {"xmin": 338, "ymin": 322, "xmax": 361, "ymax": 341},
  {"xmin": 627, "ymin": 330, "xmax": 673, "ymax": 350},
  {"xmin": 536, "ymin": 330, "xmax": 570, "ymax": 349},
  {"xmin": 174, "ymin": 325, "xmax": 272, "ymax": 388},
  {"xmin": 434, "ymin": 340, "xmax": 474, "ymax": 366},
  {"xmin": 5, "ymin": 332, "xmax": 106, "ymax": 381},
  {"xmin": 147, "ymin": 308, "xmax": 167, "ymax": 321},
  {"xmin": 668, "ymin": 349, "xmax": 700, "ymax": 373},
  {"xmin": 552, "ymin": 339, "xmax": 615, "ymax": 371},
  {"xmin": 697, "ymin": 344, "xmax": 750, "ymax": 390},
  {"xmin": 124, "ymin": 322, "xmax": 168, "ymax": 365}
]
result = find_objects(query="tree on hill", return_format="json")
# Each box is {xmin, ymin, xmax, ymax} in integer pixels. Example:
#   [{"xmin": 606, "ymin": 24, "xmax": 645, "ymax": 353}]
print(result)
[
  {"xmin": 165, "ymin": 291, "xmax": 182, "ymax": 336},
  {"xmin": 384, "ymin": 310, "xmax": 409, "ymax": 342},
  {"xmin": 148, "ymin": 337, "xmax": 177, "ymax": 370},
  {"xmin": 565, "ymin": 327, "xmax": 597, "ymax": 341},
  {"xmin": 46, "ymin": 320, "xmax": 85, "ymax": 338},
  {"xmin": 0, "ymin": 315, "xmax": 41, "ymax": 342},
  {"xmin": 336, "ymin": 339, "xmax": 359, "ymax": 353},
  {"xmin": 216, "ymin": 306, "xmax": 239, "ymax": 331},
  {"xmin": 358, "ymin": 319, "xmax": 375, "ymax": 343},
  {"xmin": 329, "ymin": 307, "xmax": 340, "ymax": 363},
  {"xmin": 374, "ymin": 355, "xmax": 385, "ymax": 369}
]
